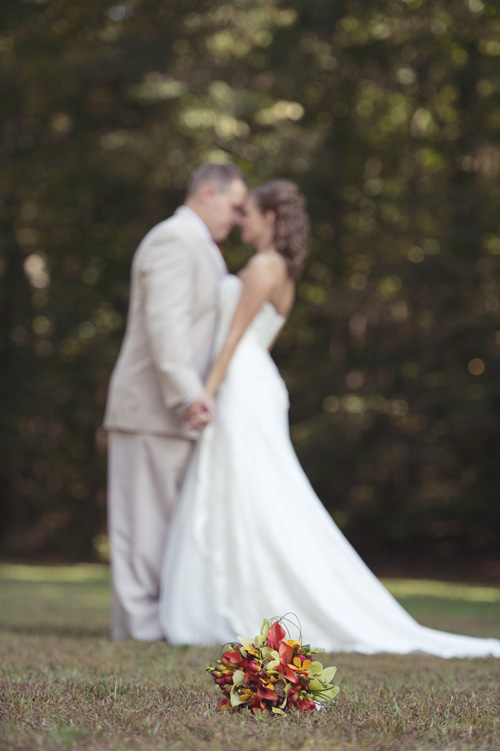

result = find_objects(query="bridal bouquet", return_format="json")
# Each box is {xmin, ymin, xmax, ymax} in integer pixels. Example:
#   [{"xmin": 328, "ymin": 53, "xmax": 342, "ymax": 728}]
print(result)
[{"xmin": 205, "ymin": 617, "xmax": 340, "ymax": 714}]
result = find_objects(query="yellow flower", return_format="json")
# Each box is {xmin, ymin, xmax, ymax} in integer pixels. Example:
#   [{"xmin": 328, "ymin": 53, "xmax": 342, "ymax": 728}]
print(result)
[
  {"xmin": 291, "ymin": 656, "xmax": 312, "ymax": 672},
  {"xmin": 240, "ymin": 687, "xmax": 254, "ymax": 703},
  {"xmin": 261, "ymin": 674, "xmax": 277, "ymax": 690}
]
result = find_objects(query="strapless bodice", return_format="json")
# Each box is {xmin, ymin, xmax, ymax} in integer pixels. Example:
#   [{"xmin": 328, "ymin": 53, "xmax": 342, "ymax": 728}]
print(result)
[{"xmin": 213, "ymin": 274, "xmax": 285, "ymax": 354}]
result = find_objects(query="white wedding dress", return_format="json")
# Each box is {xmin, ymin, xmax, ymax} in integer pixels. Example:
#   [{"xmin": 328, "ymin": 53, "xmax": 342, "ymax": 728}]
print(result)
[{"xmin": 159, "ymin": 274, "xmax": 500, "ymax": 657}]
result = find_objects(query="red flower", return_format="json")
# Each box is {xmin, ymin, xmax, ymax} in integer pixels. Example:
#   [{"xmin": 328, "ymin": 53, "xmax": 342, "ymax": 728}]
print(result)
[
  {"xmin": 297, "ymin": 697, "xmax": 316, "ymax": 712},
  {"xmin": 246, "ymin": 660, "xmax": 260, "ymax": 676},
  {"xmin": 251, "ymin": 698, "xmax": 266, "ymax": 714},
  {"xmin": 221, "ymin": 649, "xmax": 244, "ymax": 665},
  {"xmin": 266, "ymin": 621, "xmax": 286, "ymax": 651},
  {"xmin": 256, "ymin": 685, "xmax": 278, "ymax": 701}
]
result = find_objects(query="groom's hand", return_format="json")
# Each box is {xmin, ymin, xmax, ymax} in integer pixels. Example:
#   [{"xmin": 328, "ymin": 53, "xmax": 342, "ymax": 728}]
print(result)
[{"xmin": 184, "ymin": 395, "xmax": 214, "ymax": 431}]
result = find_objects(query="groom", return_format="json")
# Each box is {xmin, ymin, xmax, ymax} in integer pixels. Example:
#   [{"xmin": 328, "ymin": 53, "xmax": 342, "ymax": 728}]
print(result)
[{"xmin": 104, "ymin": 163, "xmax": 248, "ymax": 640}]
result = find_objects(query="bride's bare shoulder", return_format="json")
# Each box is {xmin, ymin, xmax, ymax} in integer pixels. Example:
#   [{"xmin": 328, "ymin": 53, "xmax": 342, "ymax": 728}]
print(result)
[{"xmin": 239, "ymin": 251, "xmax": 287, "ymax": 281}]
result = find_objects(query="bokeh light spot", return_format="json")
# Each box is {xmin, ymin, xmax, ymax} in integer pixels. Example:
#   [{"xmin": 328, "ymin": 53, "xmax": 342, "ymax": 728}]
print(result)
[{"xmin": 468, "ymin": 358, "xmax": 485, "ymax": 375}]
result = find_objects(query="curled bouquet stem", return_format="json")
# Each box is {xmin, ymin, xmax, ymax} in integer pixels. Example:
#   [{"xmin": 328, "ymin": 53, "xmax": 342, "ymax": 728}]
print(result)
[{"xmin": 205, "ymin": 617, "xmax": 341, "ymax": 714}]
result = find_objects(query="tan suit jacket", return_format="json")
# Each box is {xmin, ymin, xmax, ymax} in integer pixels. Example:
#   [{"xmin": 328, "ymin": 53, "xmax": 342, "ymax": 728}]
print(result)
[{"xmin": 104, "ymin": 207, "xmax": 225, "ymax": 438}]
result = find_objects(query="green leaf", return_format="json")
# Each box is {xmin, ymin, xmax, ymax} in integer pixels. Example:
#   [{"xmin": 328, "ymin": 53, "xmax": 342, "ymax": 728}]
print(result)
[
  {"xmin": 237, "ymin": 636, "xmax": 254, "ymax": 649},
  {"xmin": 278, "ymin": 683, "xmax": 291, "ymax": 708},
  {"xmin": 321, "ymin": 666, "xmax": 338, "ymax": 683},
  {"xmin": 308, "ymin": 677, "xmax": 324, "ymax": 691},
  {"xmin": 261, "ymin": 647, "xmax": 279, "ymax": 661},
  {"xmin": 267, "ymin": 658, "xmax": 280, "ymax": 671},
  {"xmin": 309, "ymin": 661, "xmax": 323, "ymax": 673},
  {"xmin": 232, "ymin": 670, "xmax": 245, "ymax": 686},
  {"xmin": 260, "ymin": 619, "xmax": 270, "ymax": 641},
  {"xmin": 316, "ymin": 685, "xmax": 340, "ymax": 701},
  {"xmin": 230, "ymin": 686, "xmax": 243, "ymax": 707}
]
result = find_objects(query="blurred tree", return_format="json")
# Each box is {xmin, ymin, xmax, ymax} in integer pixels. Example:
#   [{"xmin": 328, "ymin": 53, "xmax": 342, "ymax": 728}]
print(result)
[{"xmin": 1, "ymin": 0, "xmax": 499, "ymax": 567}]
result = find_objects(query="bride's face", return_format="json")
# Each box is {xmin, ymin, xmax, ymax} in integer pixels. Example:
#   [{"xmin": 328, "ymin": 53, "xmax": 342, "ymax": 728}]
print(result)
[{"xmin": 240, "ymin": 195, "xmax": 272, "ymax": 247}]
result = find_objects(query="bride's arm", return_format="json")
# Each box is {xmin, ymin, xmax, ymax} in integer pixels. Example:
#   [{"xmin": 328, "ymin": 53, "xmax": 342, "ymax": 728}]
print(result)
[{"xmin": 204, "ymin": 254, "xmax": 283, "ymax": 398}]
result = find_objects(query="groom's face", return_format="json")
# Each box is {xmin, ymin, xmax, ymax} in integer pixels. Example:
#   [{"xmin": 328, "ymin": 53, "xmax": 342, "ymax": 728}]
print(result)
[{"xmin": 205, "ymin": 179, "xmax": 248, "ymax": 242}]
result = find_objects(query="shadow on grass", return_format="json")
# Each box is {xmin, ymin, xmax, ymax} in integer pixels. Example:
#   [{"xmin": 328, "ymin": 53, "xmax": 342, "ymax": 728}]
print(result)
[{"xmin": 1, "ymin": 564, "xmax": 499, "ymax": 644}]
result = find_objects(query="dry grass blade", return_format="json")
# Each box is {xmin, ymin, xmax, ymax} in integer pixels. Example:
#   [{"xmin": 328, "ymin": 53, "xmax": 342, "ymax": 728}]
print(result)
[{"xmin": 0, "ymin": 563, "xmax": 499, "ymax": 750}]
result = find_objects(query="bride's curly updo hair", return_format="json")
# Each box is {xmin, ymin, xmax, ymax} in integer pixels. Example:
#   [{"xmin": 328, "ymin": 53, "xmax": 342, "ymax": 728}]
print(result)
[{"xmin": 253, "ymin": 180, "xmax": 309, "ymax": 279}]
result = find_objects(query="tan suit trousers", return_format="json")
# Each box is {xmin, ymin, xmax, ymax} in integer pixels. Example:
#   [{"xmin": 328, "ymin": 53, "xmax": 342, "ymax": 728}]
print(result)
[{"xmin": 107, "ymin": 431, "xmax": 195, "ymax": 641}]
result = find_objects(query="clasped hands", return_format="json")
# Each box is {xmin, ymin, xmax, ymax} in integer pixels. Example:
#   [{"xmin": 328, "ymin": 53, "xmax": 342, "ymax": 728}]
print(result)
[{"xmin": 184, "ymin": 393, "xmax": 214, "ymax": 431}]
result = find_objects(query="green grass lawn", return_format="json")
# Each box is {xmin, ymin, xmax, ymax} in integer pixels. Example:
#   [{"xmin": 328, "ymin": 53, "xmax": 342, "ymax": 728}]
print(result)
[{"xmin": 1, "ymin": 563, "xmax": 499, "ymax": 750}]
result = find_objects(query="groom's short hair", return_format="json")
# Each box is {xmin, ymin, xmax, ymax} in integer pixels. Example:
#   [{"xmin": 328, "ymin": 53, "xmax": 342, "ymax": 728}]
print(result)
[{"xmin": 186, "ymin": 163, "xmax": 246, "ymax": 197}]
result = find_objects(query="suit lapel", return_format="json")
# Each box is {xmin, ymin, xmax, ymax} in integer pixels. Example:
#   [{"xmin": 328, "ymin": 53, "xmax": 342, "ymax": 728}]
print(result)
[{"xmin": 174, "ymin": 208, "xmax": 227, "ymax": 277}]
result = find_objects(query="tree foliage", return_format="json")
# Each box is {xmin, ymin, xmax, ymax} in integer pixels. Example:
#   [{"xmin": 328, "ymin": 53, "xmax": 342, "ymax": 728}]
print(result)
[{"xmin": 1, "ymin": 0, "xmax": 500, "ymax": 563}]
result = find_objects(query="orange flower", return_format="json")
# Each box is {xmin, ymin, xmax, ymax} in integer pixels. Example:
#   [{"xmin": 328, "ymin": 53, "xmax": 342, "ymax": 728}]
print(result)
[
  {"xmin": 275, "ymin": 662, "xmax": 300, "ymax": 683},
  {"xmin": 279, "ymin": 639, "xmax": 294, "ymax": 666}
]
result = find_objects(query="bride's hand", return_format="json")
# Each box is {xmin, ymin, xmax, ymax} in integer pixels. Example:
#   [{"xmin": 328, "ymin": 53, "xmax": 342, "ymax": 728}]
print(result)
[{"xmin": 184, "ymin": 393, "xmax": 214, "ymax": 430}]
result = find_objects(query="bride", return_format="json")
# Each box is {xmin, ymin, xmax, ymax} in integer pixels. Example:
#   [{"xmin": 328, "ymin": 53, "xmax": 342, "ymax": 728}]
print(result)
[{"xmin": 159, "ymin": 180, "xmax": 500, "ymax": 658}]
